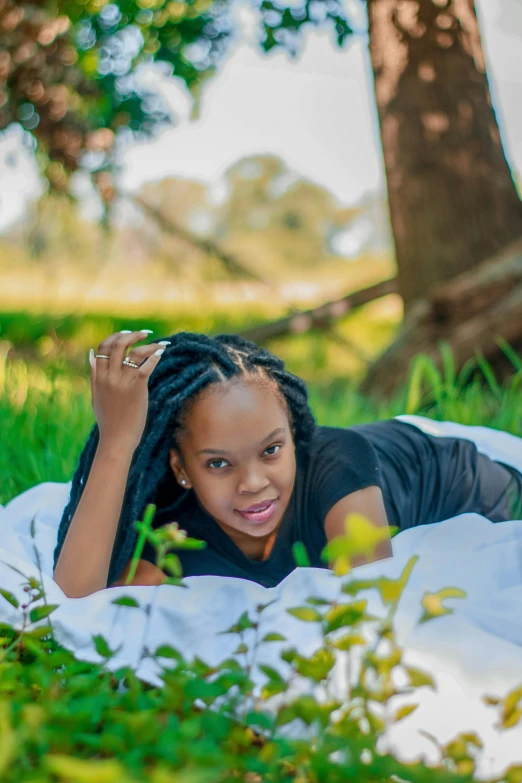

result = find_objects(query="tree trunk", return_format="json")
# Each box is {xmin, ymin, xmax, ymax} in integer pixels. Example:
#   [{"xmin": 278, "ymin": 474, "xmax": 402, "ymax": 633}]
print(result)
[
  {"xmin": 366, "ymin": 0, "xmax": 522, "ymax": 309},
  {"xmin": 359, "ymin": 238, "xmax": 522, "ymax": 399}
]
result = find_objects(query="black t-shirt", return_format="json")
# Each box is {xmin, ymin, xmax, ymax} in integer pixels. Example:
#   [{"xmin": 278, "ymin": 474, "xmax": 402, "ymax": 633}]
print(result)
[
  {"xmin": 141, "ymin": 423, "xmax": 384, "ymax": 588},
  {"xmin": 140, "ymin": 418, "xmax": 521, "ymax": 587}
]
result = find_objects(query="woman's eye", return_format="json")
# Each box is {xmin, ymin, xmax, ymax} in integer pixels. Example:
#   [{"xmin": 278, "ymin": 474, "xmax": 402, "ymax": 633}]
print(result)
[
  {"xmin": 207, "ymin": 445, "xmax": 281, "ymax": 470},
  {"xmin": 208, "ymin": 459, "xmax": 228, "ymax": 470}
]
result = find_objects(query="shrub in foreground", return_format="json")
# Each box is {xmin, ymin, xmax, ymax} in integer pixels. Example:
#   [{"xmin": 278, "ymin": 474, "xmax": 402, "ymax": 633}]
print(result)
[{"xmin": 0, "ymin": 511, "xmax": 520, "ymax": 782}]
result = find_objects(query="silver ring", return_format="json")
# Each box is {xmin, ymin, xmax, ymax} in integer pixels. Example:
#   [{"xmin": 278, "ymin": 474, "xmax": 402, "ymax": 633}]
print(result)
[
  {"xmin": 95, "ymin": 354, "xmax": 111, "ymax": 359},
  {"xmin": 122, "ymin": 358, "xmax": 140, "ymax": 369}
]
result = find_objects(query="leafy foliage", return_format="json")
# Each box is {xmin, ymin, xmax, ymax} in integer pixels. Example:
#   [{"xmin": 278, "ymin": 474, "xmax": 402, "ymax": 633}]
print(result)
[{"xmin": 1, "ymin": 0, "xmax": 352, "ymax": 189}]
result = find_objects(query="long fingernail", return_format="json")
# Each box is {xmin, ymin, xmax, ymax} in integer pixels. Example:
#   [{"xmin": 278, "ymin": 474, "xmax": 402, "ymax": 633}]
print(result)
[
  {"xmin": 141, "ymin": 329, "xmax": 154, "ymax": 334},
  {"xmin": 89, "ymin": 348, "xmax": 94, "ymax": 367},
  {"xmin": 120, "ymin": 330, "xmax": 132, "ymax": 334},
  {"xmin": 157, "ymin": 341, "xmax": 171, "ymax": 345}
]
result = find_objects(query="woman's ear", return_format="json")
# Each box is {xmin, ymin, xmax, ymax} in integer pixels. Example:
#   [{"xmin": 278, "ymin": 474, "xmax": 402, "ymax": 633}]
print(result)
[{"xmin": 169, "ymin": 448, "xmax": 191, "ymax": 489}]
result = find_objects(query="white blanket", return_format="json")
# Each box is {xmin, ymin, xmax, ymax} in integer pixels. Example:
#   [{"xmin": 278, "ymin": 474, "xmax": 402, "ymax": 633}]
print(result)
[{"xmin": 1, "ymin": 415, "xmax": 522, "ymax": 777}]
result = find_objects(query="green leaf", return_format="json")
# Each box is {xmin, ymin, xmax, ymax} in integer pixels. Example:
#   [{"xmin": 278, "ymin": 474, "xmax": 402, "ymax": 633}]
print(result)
[
  {"xmin": 24, "ymin": 625, "xmax": 54, "ymax": 639},
  {"xmin": 305, "ymin": 596, "xmax": 331, "ymax": 606},
  {"xmin": 261, "ymin": 633, "xmax": 287, "ymax": 643},
  {"xmin": 391, "ymin": 703, "xmax": 419, "ymax": 722},
  {"xmin": 286, "ymin": 606, "xmax": 322, "ymax": 623},
  {"xmin": 29, "ymin": 604, "xmax": 59, "ymax": 623},
  {"xmin": 45, "ymin": 754, "xmax": 126, "ymax": 783},
  {"xmin": 320, "ymin": 512, "xmax": 392, "ymax": 565},
  {"xmin": 289, "ymin": 648, "xmax": 336, "ymax": 682},
  {"xmin": 419, "ymin": 586, "xmax": 467, "ymax": 624},
  {"xmin": 292, "ymin": 541, "xmax": 310, "ymax": 567},
  {"xmin": 500, "ymin": 685, "xmax": 522, "ymax": 729},
  {"xmin": 261, "ymin": 680, "xmax": 288, "ymax": 699},
  {"xmin": 503, "ymin": 764, "xmax": 522, "ymax": 783},
  {"xmin": 324, "ymin": 600, "xmax": 368, "ymax": 634},
  {"xmin": 244, "ymin": 711, "xmax": 274, "ymax": 732},
  {"xmin": 93, "ymin": 634, "xmax": 115, "ymax": 659},
  {"xmin": 351, "ymin": 555, "xmax": 418, "ymax": 611},
  {"xmin": 259, "ymin": 664, "xmax": 285, "ymax": 683},
  {"xmin": 175, "ymin": 537, "xmax": 207, "ymax": 550},
  {"xmin": 220, "ymin": 611, "xmax": 257, "ymax": 634},
  {"xmin": 277, "ymin": 695, "xmax": 340, "ymax": 727},
  {"xmin": 154, "ymin": 644, "xmax": 184, "ymax": 661},
  {"xmin": 404, "ymin": 666, "xmax": 436, "ymax": 690},
  {"xmin": 0, "ymin": 589, "xmax": 19, "ymax": 609},
  {"xmin": 161, "ymin": 553, "xmax": 182, "ymax": 577},
  {"xmin": 341, "ymin": 579, "xmax": 377, "ymax": 596},
  {"xmin": 330, "ymin": 633, "xmax": 367, "ymax": 651},
  {"xmin": 111, "ymin": 596, "xmax": 141, "ymax": 608},
  {"xmin": 184, "ymin": 678, "xmax": 228, "ymax": 704}
]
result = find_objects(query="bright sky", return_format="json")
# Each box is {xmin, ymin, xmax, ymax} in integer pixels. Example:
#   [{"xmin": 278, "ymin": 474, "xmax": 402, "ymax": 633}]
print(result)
[{"xmin": 0, "ymin": 0, "xmax": 521, "ymax": 231}]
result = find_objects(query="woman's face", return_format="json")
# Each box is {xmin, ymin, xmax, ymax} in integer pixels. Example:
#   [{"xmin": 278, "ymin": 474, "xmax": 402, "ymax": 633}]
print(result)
[{"xmin": 169, "ymin": 379, "xmax": 297, "ymax": 551}]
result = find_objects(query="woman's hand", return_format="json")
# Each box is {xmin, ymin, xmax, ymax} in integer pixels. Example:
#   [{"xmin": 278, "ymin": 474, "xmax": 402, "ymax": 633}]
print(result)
[{"xmin": 90, "ymin": 330, "xmax": 168, "ymax": 453}]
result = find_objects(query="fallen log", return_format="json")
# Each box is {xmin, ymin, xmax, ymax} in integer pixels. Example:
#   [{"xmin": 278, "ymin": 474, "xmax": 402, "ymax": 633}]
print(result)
[
  {"xmin": 238, "ymin": 277, "xmax": 399, "ymax": 343},
  {"xmin": 359, "ymin": 239, "xmax": 522, "ymax": 399}
]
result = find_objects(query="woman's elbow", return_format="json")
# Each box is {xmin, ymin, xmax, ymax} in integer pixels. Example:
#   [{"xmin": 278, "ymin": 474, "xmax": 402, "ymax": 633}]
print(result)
[{"xmin": 108, "ymin": 559, "xmax": 167, "ymax": 588}]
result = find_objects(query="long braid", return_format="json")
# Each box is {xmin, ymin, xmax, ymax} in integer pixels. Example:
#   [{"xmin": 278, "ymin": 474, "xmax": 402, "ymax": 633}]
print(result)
[{"xmin": 53, "ymin": 331, "xmax": 317, "ymax": 586}]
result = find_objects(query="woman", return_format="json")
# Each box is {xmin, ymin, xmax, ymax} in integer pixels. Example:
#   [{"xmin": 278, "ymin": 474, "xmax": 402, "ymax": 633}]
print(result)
[{"xmin": 52, "ymin": 329, "xmax": 522, "ymax": 597}]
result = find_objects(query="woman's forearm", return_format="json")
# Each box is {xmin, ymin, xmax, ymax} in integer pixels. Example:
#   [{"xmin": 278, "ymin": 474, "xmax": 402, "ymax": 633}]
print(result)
[{"xmin": 53, "ymin": 441, "xmax": 135, "ymax": 597}]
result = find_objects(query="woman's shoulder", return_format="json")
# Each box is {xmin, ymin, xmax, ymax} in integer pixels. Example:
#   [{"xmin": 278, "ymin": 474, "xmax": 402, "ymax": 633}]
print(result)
[
  {"xmin": 299, "ymin": 422, "xmax": 385, "ymax": 482},
  {"xmin": 306, "ymin": 422, "xmax": 388, "ymax": 454}
]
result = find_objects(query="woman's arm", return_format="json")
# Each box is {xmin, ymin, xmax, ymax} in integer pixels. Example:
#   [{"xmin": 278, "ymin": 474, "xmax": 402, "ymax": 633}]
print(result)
[
  {"xmin": 53, "ymin": 330, "xmax": 167, "ymax": 598},
  {"xmin": 324, "ymin": 485, "xmax": 392, "ymax": 568},
  {"xmin": 53, "ymin": 441, "xmax": 136, "ymax": 597}
]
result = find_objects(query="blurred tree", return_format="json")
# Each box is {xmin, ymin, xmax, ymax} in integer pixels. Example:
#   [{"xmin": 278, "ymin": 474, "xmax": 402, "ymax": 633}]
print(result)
[
  {"xmin": 136, "ymin": 155, "xmax": 360, "ymax": 280},
  {"xmin": 212, "ymin": 154, "xmax": 358, "ymax": 271},
  {"xmin": 0, "ymin": 0, "xmax": 237, "ymax": 189}
]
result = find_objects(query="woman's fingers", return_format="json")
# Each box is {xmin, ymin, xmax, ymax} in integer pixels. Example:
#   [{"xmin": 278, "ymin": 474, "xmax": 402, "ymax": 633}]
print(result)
[
  {"xmin": 125, "ymin": 340, "xmax": 171, "ymax": 368},
  {"xmin": 127, "ymin": 345, "xmax": 166, "ymax": 383},
  {"xmin": 95, "ymin": 330, "xmax": 154, "ymax": 382},
  {"xmin": 110, "ymin": 330, "xmax": 155, "ymax": 381},
  {"xmin": 89, "ymin": 330, "xmax": 169, "ymax": 451}
]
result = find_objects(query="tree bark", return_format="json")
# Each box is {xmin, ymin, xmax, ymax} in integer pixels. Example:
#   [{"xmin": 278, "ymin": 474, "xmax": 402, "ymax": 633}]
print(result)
[
  {"xmin": 366, "ymin": 0, "xmax": 522, "ymax": 309},
  {"xmin": 359, "ymin": 238, "xmax": 522, "ymax": 398}
]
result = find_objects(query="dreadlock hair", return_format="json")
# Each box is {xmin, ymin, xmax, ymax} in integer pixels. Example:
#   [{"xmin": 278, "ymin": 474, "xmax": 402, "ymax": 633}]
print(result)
[{"xmin": 53, "ymin": 331, "xmax": 317, "ymax": 587}]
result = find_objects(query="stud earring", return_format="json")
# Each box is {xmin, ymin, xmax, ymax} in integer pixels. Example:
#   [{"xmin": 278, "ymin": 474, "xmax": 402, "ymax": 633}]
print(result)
[{"xmin": 181, "ymin": 480, "xmax": 186, "ymax": 486}]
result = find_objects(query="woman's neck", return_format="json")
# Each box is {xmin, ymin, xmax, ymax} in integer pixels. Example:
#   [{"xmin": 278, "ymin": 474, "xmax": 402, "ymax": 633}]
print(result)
[{"xmin": 217, "ymin": 518, "xmax": 282, "ymax": 561}]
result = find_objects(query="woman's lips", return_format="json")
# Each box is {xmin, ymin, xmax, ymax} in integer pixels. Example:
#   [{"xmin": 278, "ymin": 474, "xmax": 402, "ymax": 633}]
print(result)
[{"xmin": 236, "ymin": 499, "xmax": 278, "ymax": 523}]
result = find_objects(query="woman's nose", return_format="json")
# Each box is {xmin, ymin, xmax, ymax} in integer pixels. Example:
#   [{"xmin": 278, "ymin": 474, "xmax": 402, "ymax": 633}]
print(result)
[{"xmin": 237, "ymin": 465, "xmax": 270, "ymax": 494}]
